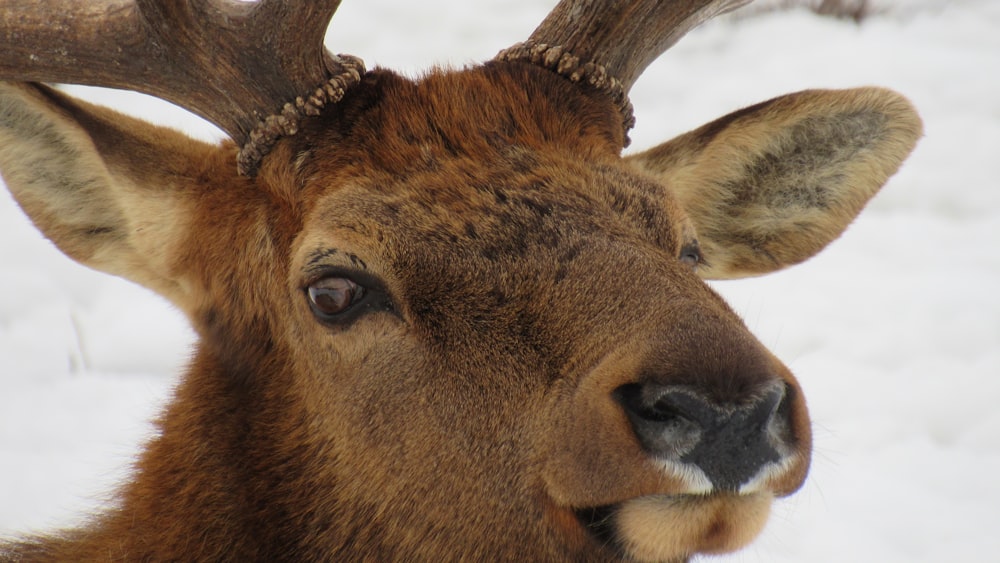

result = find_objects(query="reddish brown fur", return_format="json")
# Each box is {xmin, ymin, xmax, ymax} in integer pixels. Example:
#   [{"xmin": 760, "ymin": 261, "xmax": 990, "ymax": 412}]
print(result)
[{"xmin": 0, "ymin": 51, "xmax": 920, "ymax": 561}]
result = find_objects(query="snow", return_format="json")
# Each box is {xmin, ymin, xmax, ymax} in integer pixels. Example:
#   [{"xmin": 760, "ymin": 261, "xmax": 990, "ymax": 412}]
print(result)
[{"xmin": 2, "ymin": 1, "xmax": 998, "ymax": 561}]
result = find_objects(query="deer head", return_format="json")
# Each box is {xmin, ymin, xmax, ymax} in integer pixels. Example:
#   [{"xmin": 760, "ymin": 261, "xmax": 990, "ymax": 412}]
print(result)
[{"xmin": 0, "ymin": 0, "xmax": 921, "ymax": 561}]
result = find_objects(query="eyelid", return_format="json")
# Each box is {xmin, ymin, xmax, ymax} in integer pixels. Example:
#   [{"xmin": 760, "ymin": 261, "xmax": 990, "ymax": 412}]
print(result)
[
  {"xmin": 302, "ymin": 265, "xmax": 386, "ymax": 294},
  {"xmin": 679, "ymin": 240, "xmax": 702, "ymax": 268}
]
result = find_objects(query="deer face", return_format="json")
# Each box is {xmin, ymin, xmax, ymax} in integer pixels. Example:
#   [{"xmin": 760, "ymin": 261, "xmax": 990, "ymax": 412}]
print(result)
[
  {"xmin": 0, "ymin": 1, "xmax": 921, "ymax": 561},
  {"xmin": 164, "ymin": 66, "xmax": 840, "ymax": 560}
]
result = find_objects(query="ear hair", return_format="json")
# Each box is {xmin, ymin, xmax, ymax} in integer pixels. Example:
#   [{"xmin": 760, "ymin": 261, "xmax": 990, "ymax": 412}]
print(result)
[
  {"xmin": 627, "ymin": 87, "xmax": 922, "ymax": 279},
  {"xmin": 0, "ymin": 82, "xmax": 236, "ymax": 310}
]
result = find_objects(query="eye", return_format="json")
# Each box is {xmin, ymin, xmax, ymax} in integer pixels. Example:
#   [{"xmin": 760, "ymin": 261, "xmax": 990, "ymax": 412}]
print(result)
[
  {"xmin": 307, "ymin": 277, "xmax": 366, "ymax": 320},
  {"xmin": 679, "ymin": 241, "xmax": 702, "ymax": 270}
]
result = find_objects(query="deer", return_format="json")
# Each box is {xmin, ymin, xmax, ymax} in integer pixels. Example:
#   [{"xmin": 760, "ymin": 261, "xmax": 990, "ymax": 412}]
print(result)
[{"xmin": 0, "ymin": 0, "xmax": 920, "ymax": 561}]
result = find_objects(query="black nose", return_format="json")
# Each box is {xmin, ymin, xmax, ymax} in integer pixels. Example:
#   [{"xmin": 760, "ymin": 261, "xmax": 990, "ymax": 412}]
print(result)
[{"xmin": 614, "ymin": 381, "xmax": 792, "ymax": 492}]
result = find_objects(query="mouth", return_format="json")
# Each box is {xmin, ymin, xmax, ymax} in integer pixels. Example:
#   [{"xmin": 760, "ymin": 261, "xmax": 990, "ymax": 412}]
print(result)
[
  {"xmin": 575, "ymin": 504, "xmax": 620, "ymax": 551},
  {"xmin": 573, "ymin": 493, "xmax": 773, "ymax": 562}
]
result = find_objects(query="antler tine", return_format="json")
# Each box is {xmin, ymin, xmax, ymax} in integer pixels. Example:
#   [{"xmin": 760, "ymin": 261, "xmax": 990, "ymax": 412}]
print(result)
[
  {"xmin": 0, "ymin": 0, "xmax": 363, "ymax": 175},
  {"xmin": 497, "ymin": 0, "xmax": 753, "ymax": 142}
]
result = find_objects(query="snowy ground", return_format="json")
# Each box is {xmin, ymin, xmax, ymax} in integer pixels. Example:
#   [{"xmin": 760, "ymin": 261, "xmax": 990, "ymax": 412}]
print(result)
[{"xmin": 2, "ymin": 1, "xmax": 998, "ymax": 561}]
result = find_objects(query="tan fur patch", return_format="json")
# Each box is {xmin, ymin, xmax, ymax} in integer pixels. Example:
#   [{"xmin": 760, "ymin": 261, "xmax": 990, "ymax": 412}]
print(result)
[{"xmin": 615, "ymin": 494, "xmax": 772, "ymax": 561}]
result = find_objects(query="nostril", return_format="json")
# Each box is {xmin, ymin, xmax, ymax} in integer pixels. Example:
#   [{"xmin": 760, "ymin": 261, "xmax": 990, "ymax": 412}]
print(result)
[
  {"xmin": 760, "ymin": 383, "xmax": 787, "ymax": 424},
  {"xmin": 764, "ymin": 382, "xmax": 795, "ymax": 451},
  {"xmin": 613, "ymin": 384, "xmax": 704, "ymax": 460},
  {"xmin": 627, "ymin": 388, "xmax": 686, "ymax": 424}
]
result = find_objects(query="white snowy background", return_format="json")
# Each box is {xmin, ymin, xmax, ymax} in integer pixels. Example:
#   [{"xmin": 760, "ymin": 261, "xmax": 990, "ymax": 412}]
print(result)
[{"xmin": 1, "ymin": 1, "xmax": 998, "ymax": 561}]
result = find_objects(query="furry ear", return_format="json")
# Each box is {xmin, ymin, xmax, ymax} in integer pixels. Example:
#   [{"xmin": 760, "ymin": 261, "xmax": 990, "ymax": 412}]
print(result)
[
  {"xmin": 0, "ymin": 83, "xmax": 241, "ymax": 310},
  {"xmin": 627, "ymin": 87, "xmax": 922, "ymax": 279}
]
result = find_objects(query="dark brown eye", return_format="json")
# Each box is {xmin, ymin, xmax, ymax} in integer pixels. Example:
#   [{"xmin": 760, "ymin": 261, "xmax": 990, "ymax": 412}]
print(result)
[
  {"xmin": 307, "ymin": 277, "xmax": 365, "ymax": 319},
  {"xmin": 679, "ymin": 242, "xmax": 702, "ymax": 270}
]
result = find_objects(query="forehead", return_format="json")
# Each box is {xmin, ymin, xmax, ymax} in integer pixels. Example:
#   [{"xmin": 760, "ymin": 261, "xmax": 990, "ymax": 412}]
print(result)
[
  {"xmin": 318, "ymin": 156, "xmax": 683, "ymax": 245},
  {"xmin": 290, "ymin": 63, "xmax": 692, "ymax": 276}
]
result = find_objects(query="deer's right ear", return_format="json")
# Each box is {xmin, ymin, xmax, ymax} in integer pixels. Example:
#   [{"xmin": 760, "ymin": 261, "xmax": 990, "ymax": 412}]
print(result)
[
  {"xmin": 626, "ymin": 87, "xmax": 922, "ymax": 279},
  {"xmin": 0, "ymin": 82, "xmax": 236, "ymax": 310}
]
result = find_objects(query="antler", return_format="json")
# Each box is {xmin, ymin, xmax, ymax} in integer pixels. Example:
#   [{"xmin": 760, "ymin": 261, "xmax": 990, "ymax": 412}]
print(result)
[
  {"xmin": 0, "ymin": 0, "xmax": 364, "ymax": 175},
  {"xmin": 497, "ymin": 0, "xmax": 753, "ymax": 143}
]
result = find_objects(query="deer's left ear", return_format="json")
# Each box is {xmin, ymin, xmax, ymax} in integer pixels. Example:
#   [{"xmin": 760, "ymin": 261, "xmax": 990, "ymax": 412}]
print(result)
[{"xmin": 626, "ymin": 87, "xmax": 922, "ymax": 279}]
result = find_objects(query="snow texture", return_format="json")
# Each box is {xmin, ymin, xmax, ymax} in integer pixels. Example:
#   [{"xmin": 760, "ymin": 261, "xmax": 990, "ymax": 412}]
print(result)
[{"xmin": 1, "ymin": 1, "xmax": 998, "ymax": 561}]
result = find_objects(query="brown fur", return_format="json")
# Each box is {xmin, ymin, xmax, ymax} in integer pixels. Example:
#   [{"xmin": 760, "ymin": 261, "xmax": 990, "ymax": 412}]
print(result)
[{"xmin": 0, "ymin": 59, "xmax": 920, "ymax": 561}]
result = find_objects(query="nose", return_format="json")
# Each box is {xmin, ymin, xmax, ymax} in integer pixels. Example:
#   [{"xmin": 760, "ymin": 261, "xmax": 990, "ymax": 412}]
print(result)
[{"xmin": 614, "ymin": 380, "xmax": 793, "ymax": 492}]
